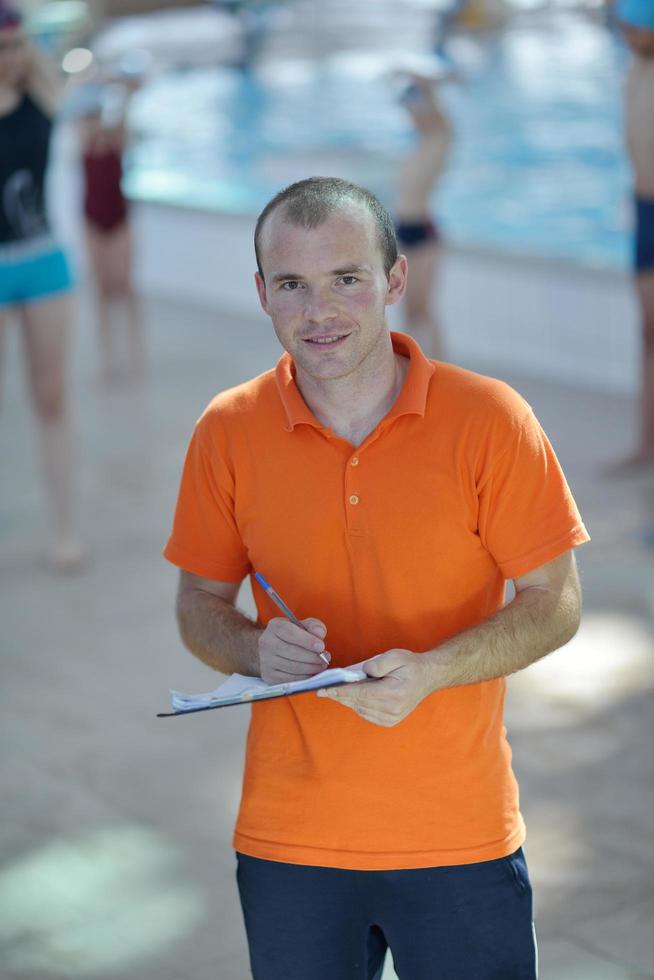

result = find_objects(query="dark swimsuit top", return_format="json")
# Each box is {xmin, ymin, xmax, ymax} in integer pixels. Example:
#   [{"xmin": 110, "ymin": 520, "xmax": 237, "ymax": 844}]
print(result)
[{"xmin": 0, "ymin": 93, "xmax": 51, "ymax": 244}]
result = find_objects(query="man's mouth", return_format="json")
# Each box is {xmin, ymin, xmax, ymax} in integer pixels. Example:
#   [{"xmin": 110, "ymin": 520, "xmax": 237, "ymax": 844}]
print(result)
[{"xmin": 303, "ymin": 333, "xmax": 350, "ymax": 347}]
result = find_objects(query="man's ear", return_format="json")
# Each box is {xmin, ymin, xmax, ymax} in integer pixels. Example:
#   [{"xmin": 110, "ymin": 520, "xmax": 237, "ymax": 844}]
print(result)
[
  {"xmin": 255, "ymin": 271, "xmax": 269, "ymax": 314},
  {"xmin": 384, "ymin": 255, "xmax": 408, "ymax": 307}
]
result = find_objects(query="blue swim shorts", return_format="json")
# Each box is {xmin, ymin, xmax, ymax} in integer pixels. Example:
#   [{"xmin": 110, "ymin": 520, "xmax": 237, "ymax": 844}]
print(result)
[
  {"xmin": 0, "ymin": 236, "xmax": 74, "ymax": 309},
  {"xmin": 635, "ymin": 196, "xmax": 654, "ymax": 273}
]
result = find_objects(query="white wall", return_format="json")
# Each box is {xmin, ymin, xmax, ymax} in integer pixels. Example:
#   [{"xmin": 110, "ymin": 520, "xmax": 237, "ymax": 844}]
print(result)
[{"xmin": 133, "ymin": 200, "xmax": 639, "ymax": 396}]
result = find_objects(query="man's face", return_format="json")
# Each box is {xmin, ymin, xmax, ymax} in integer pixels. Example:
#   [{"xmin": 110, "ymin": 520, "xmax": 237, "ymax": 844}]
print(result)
[
  {"xmin": 255, "ymin": 207, "xmax": 406, "ymax": 384},
  {"xmin": 621, "ymin": 23, "xmax": 654, "ymax": 58}
]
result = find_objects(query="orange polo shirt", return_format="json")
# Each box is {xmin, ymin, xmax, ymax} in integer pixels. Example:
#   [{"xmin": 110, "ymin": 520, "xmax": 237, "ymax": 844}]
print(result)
[{"xmin": 164, "ymin": 332, "xmax": 589, "ymax": 870}]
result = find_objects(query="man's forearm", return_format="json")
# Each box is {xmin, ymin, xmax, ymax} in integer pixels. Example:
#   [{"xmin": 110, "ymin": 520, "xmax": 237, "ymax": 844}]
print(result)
[
  {"xmin": 177, "ymin": 589, "xmax": 262, "ymax": 677},
  {"xmin": 423, "ymin": 583, "xmax": 580, "ymax": 693}
]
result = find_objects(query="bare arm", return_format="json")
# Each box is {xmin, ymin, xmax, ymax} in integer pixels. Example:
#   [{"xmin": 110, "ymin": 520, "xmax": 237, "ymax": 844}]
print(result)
[
  {"xmin": 176, "ymin": 570, "xmax": 261, "ymax": 676},
  {"xmin": 176, "ymin": 570, "xmax": 330, "ymax": 682},
  {"xmin": 321, "ymin": 550, "xmax": 581, "ymax": 726},
  {"xmin": 22, "ymin": 39, "xmax": 63, "ymax": 117},
  {"xmin": 422, "ymin": 549, "xmax": 580, "ymax": 691}
]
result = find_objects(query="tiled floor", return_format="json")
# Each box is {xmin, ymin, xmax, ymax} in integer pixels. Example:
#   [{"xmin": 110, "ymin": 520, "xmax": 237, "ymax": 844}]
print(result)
[{"xmin": 1, "ymin": 283, "xmax": 652, "ymax": 979}]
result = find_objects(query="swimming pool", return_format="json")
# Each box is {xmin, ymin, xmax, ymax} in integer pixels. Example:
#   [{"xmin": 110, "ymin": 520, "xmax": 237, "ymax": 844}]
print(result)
[{"xmin": 125, "ymin": 10, "xmax": 632, "ymax": 271}]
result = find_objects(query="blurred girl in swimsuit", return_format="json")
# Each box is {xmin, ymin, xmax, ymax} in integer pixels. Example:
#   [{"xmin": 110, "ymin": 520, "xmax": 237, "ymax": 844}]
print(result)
[
  {"xmin": 395, "ymin": 73, "xmax": 452, "ymax": 359},
  {"xmin": 79, "ymin": 81, "xmax": 143, "ymax": 386},
  {"xmin": 0, "ymin": 3, "xmax": 83, "ymax": 570},
  {"xmin": 615, "ymin": 0, "xmax": 654, "ymax": 469}
]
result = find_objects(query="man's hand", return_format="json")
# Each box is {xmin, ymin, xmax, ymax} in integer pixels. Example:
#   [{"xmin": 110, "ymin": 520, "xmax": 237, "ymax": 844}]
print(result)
[
  {"xmin": 259, "ymin": 617, "xmax": 330, "ymax": 684},
  {"xmin": 318, "ymin": 649, "xmax": 431, "ymax": 727},
  {"xmin": 318, "ymin": 551, "xmax": 582, "ymax": 724}
]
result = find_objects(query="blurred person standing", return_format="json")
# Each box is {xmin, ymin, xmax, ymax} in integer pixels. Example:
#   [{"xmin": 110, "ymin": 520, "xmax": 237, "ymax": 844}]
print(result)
[
  {"xmin": 616, "ymin": 0, "xmax": 654, "ymax": 467},
  {"xmin": 211, "ymin": 0, "xmax": 267, "ymax": 72},
  {"xmin": 79, "ymin": 80, "xmax": 144, "ymax": 387},
  {"xmin": 395, "ymin": 73, "xmax": 452, "ymax": 359},
  {"xmin": 0, "ymin": 3, "xmax": 83, "ymax": 570}
]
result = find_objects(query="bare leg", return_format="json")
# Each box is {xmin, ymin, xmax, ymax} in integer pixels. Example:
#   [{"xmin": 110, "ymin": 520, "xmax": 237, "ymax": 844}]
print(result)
[
  {"xmin": 20, "ymin": 293, "xmax": 84, "ymax": 571},
  {"xmin": 87, "ymin": 222, "xmax": 144, "ymax": 384},
  {"xmin": 111, "ymin": 224, "xmax": 145, "ymax": 382},
  {"xmin": 0, "ymin": 308, "xmax": 7, "ymax": 408},
  {"xmin": 402, "ymin": 241, "xmax": 444, "ymax": 359},
  {"xmin": 603, "ymin": 270, "xmax": 654, "ymax": 474},
  {"xmin": 97, "ymin": 287, "xmax": 118, "ymax": 386},
  {"xmin": 125, "ymin": 287, "xmax": 145, "ymax": 381},
  {"xmin": 86, "ymin": 223, "xmax": 120, "ymax": 385},
  {"xmin": 636, "ymin": 271, "xmax": 654, "ymax": 458}
]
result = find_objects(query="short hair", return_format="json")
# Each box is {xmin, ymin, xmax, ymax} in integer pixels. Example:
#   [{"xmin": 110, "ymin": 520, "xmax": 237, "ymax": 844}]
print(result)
[{"xmin": 254, "ymin": 176, "xmax": 398, "ymax": 279}]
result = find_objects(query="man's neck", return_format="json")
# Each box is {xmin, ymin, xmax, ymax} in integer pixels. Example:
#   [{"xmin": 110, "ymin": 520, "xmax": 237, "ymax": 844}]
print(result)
[{"xmin": 296, "ymin": 349, "xmax": 410, "ymax": 447}]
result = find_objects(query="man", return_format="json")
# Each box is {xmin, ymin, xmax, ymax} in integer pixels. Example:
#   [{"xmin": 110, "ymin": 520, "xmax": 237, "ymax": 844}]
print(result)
[
  {"xmin": 615, "ymin": 0, "xmax": 654, "ymax": 467},
  {"xmin": 164, "ymin": 176, "xmax": 589, "ymax": 979}
]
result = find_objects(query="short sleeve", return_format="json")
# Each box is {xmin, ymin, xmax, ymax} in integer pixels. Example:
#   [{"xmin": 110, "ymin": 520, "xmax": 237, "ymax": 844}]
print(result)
[
  {"xmin": 163, "ymin": 412, "xmax": 251, "ymax": 581},
  {"xmin": 477, "ymin": 408, "xmax": 589, "ymax": 580}
]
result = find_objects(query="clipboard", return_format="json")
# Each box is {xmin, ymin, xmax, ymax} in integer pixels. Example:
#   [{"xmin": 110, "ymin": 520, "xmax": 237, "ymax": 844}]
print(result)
[{"xmin": 157, "ymin": 665, "xmax": 369, "ymax": 717}]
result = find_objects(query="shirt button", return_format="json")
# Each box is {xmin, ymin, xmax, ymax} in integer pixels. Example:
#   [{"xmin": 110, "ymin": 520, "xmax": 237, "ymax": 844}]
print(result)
[
  {"xmin": 349, "ymin": 494, "xmax": 359, "ymax": 505},
  {"xmin": 350, "ymin": 457, "xmax": 359, "ymax": 466}
]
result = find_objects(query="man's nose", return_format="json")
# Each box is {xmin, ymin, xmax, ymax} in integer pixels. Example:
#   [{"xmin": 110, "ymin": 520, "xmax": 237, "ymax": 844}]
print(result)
[{"xmin": 303, "ymin": 287, "xmax": 338, "ymax": 323}]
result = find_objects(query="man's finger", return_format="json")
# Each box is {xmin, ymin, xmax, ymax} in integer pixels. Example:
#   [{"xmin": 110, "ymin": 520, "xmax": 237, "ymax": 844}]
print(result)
[
  {"xmin": 301, "ymin": 617, "xmax": 327, "ymax": 638},
  {"xmin": 319, "ymin": 678, "xmax": 384, "ymax": 703},
  {"xmin": 276, "ymin": 646, "xmax": 330, "ymax": 666},
  {"xmin": 364, "ymin": 650, "xmax": 410, "ymax": 677},
  {"xmin": 269, "ymin": 663, "xmax": 326, "ymax": 681},
  {"xmin": 271, "ymin": 619, "xmax": 326, "ymax": 654},
  {"xmin": 318, "ymin": 689, "xmax": 404, "ymax": 728}
]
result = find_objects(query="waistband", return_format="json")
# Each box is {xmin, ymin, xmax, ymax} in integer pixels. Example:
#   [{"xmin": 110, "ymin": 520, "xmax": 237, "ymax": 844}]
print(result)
[{"xmin": 0, "ymin": 233, "xmax": 59, "ymax": 261}]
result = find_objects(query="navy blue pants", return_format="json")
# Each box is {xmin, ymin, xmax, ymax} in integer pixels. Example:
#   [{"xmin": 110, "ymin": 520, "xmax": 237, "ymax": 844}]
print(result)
[{"xmin": 236, "ymin": 848, "xmax": 537, "ymax": 979}]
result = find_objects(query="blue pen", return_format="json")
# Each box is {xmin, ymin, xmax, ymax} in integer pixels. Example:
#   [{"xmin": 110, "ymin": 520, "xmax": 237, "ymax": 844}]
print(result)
[{"xmin": 254, "ymin": 572, "xmax": 330, "ymax": 666}]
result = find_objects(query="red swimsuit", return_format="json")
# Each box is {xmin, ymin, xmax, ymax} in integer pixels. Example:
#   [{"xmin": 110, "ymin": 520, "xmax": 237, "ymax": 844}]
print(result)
[{"xmin": 83, "ymin": 149, "xmax": 128, "ymax": 233}]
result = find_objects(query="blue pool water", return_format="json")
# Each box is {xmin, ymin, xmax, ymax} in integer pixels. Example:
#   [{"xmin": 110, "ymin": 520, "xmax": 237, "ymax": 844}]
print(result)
[{"xmin": 126, "ymin": 13, "xmax": 632, "ymax": 271}]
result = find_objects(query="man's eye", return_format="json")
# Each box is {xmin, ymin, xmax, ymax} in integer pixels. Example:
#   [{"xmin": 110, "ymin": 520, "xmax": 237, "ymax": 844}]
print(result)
[
  {"xmin": 281, "ymin": 281, "xmax": 300, "ymax": 291},
  {"xmin": 340, "ymin": 276, "xmax": 358, "ymax": 286}
]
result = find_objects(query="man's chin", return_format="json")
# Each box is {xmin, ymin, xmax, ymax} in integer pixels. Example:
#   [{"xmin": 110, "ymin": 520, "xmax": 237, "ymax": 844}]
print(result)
[
  {"xmin": 298, "ymin": 363, "xmax": 352, "ymax": 382},
  {"xmin": 294, "ymin": 352, "xmax": 356, "ymax": 383}
]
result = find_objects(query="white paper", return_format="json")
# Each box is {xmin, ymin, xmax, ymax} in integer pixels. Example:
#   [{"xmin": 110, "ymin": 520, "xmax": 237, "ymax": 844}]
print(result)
[{"xmin": 168, "ymin": 663, "xmax": 368, "ymax": 713}]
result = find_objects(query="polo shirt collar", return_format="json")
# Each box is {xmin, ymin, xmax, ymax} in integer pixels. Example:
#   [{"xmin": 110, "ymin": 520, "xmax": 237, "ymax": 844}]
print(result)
[{"xmin": 274, "ymin": 331, "xmax": 436, "ymax": 432}]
